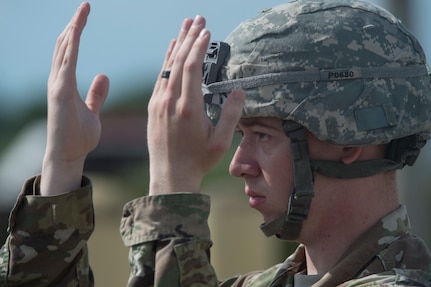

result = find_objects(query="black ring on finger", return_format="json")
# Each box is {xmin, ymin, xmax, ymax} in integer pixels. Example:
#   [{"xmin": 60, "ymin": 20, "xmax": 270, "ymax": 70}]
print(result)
[{"xmin": 161, "ymin": 70, "xmax": 171, "ymax": 79}]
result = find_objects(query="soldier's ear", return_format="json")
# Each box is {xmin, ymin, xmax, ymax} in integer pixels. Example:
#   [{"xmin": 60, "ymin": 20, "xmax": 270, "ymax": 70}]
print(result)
[{"xmin": 341, "ymin": 147, "xmax": 362, "ymax": 165}]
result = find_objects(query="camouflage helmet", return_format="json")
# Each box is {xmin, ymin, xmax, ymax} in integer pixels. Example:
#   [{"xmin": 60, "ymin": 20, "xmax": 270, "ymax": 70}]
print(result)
[
  {"xmin": 202, "ymin": 0, "xmax": 431, "ymax": 241},
  {"xmin": 204, "ymin": 0, "xmax": 431, "ymax": 146}
]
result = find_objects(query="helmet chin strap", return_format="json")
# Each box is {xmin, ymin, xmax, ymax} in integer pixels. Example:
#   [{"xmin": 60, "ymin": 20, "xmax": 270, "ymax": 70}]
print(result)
[{"xmin": 260, "ymin": 122, "xmax": 315, "ymax": 241}]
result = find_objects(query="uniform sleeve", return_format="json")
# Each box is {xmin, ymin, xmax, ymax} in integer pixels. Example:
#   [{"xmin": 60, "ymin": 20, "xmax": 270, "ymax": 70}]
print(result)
[
  {"xmin": 120, "ymin": 193, "xmax": 219, "ymax": 287},
  {"xmin": 119, "ymin": 193, "xmax": 280, "ymax": 287},
  {"xmin": 0, "ymin": 175, "xmax": 95, "ymax": 287}
]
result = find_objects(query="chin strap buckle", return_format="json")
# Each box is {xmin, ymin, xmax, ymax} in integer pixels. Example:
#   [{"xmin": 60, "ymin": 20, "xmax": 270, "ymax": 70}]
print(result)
[
  {"xmin": 260, "ymin": 122, "xmax": 315, "ymax": 240},
  {"xmin": 285, "ymin": 123, "xmax": 315, "ymax": 225}
]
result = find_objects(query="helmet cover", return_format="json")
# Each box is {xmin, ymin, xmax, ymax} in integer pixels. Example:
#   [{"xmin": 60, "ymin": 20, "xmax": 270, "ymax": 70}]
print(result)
[{"xmin": 205, "ymin": 0, "xmax": 431, "ymax": 146}]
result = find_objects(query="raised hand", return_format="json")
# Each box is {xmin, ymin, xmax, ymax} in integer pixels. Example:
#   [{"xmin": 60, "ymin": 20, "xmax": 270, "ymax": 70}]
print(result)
[
  {"xmin": 41, "ymin": 2, "xmax": 109, "ymax": 196},
  {"xmin": 147, "ymin": 16, "xmax": 245, "ymax": 195}
]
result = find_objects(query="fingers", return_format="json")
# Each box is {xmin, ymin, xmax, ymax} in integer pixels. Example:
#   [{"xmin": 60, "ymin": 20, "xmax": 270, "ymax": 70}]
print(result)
[
  {"xmin": 86, "ymin": 74, "xmax": 110, "ymax": 116},
  {"xmin": 164, "ymin": 18, "xmax": 194, "ymax": 71},
  {"xmin": 168, "ymin": 16, "xmax": 207, "ymax": 97},
  {"xmin": 152, "ymin": 16, "xmax": 207, "ymax": 101},
  {"xmin": 153, "ymin": 39, "xmax": 176, "ymax": 96},
  {"xmin": 179, "ymin": 27, "xmax": 210, "ymax": 106},
  {"xmin": 65, "ymin": 2, "xmax": 90, "ymax": 72},
  {"xmin": 153, "ymin": 18, "xmax": 193, "ymax": 97},
  {"xmin": 50, "ymin": 2, "xmax": 90, "ymax": 82}
]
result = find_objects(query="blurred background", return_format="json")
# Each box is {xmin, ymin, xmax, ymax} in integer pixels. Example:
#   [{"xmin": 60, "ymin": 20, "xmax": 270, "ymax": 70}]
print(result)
[{"xmin": 1, "ymin": 0, "xmax": 430, "ymax": 285}]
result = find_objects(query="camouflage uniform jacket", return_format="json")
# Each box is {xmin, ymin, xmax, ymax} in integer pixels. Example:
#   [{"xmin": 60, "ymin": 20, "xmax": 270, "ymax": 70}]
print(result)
[
  {"xmin": 120, "ymin": 193, "xmax": 431, "ymax": 287},
  {"xmin": 0, "ymin": 176, "xmax": 94, "ymax": 287},
  {"xmin": 1, "ymin": 177, "xmax": 431, "ymax": 286}
]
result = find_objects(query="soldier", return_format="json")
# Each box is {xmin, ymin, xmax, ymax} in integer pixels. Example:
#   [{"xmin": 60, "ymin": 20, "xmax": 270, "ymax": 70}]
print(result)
[{"xmin": 1, "ymin": 0, "xmax": 431, "ymax": 286}]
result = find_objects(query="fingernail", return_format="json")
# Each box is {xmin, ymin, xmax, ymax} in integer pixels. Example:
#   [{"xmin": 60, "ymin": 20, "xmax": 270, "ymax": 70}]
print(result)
[
  {"xmin": 193, "ymin": 15, "xmax": 204, "ymax": 26},
  {"xmin": 182, "ymin": 18, "xmax": 193, "ymax": 31}
]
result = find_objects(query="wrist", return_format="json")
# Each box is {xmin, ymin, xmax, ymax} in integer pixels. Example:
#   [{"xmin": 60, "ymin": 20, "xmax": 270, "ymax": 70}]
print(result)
[
  {"xmin": 148, "ymin": 168, "xmax": 203, "ymax": 195},
  {"xmin": 40, "ymin": 156, "xmax": 86, "ymax": 196}
]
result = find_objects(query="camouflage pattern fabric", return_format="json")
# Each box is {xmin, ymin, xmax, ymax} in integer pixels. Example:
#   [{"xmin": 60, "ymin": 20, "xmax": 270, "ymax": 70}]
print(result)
[
  {"xmin": 0, "ymin": 176, "xmax": 94, "ymax": 287},
  {"xmin": 205, "ymin": 0, "xmax": 431, "ymax": 146},
  {"xmin": 0, "ymin": 179, "xmax": 430, "ymax": 286},
  {"xmin": 120, "ymin": 194, "xmax": 217, "ymax": 286},
  {"xmin": 120, "ymin": 194, "xmax": 431, "ymax": 286}
]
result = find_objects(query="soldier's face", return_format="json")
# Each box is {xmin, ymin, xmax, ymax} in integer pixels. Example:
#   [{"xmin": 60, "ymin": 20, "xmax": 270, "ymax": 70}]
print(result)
[{"xmin": 229, "ymin": 117, "xmax": 294, "ymax": 224}]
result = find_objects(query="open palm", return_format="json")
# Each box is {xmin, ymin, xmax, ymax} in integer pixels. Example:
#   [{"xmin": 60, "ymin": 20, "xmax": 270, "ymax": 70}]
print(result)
[{"xmin": 41, "ymin": 3, "xmax": 109, "ymax": 195}]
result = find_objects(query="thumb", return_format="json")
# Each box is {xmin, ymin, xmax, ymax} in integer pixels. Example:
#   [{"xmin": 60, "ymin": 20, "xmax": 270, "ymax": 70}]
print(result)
[
  {"xmin": 213, "ymin": 89, "xmax": 245, "ymax": 142},
  {"xmin": 86, "ymin": 73, "xmax": 109, "ymax": 115}
]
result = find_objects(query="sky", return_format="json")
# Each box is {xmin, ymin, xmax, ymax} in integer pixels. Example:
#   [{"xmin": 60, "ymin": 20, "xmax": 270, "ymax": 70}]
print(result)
[
  {"xmin": 2, "ymin": 0, "xmax": 430, "ymax": 115},
  {"xmin": 0, "ymin": 0, "xmax": 290, "ymax": 113}
]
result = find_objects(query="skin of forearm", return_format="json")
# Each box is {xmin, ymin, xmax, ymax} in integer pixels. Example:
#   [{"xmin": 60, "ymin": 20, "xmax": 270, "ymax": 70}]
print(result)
[{"xmin": 40, "ymin": 157, "xmax": 85, "ymax": 196}]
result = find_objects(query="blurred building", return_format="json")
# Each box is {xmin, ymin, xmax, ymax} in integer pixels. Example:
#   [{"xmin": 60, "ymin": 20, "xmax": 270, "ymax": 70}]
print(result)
[
  {"xmin": 0, "ymin": 120, "xmax": 47, "ymax": 242},
  {"xmin": 0, "ymin": 109, "xmax": 148, "ymax": 235}
]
